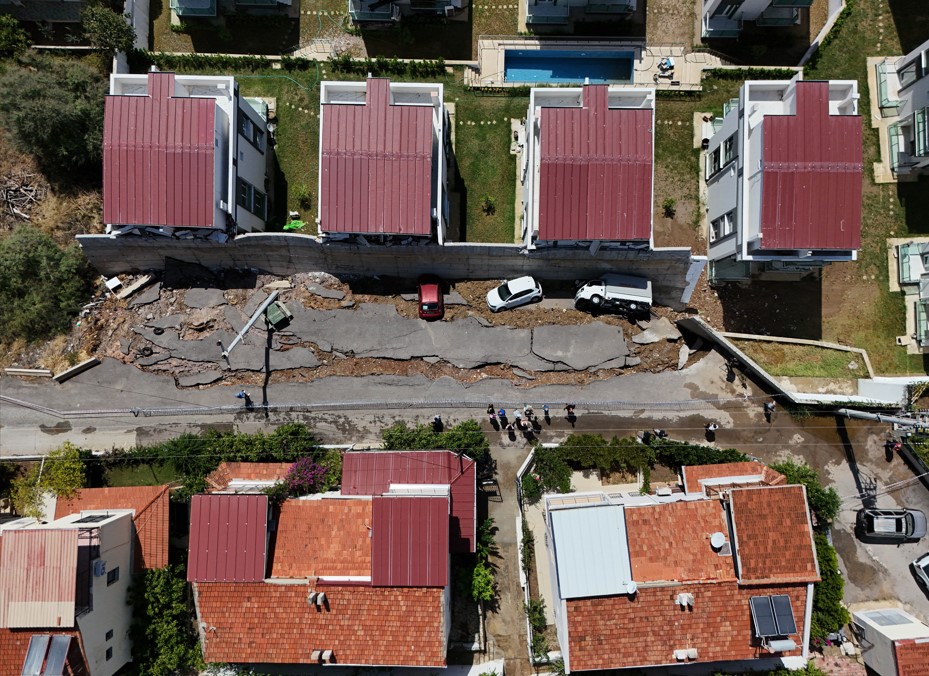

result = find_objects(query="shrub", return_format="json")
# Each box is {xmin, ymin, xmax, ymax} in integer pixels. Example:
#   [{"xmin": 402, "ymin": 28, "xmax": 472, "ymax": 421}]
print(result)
[
  {"xmin": 662, "ymin": 197, "xmax": 677, "ymax": 218},
  {"xmin": 283, "ymin": 457, "xmax": 329, "ymax": 496},
  {"xmin": 130, "ymin": 565, "xmax": 203, "ymax": 675},
  {"xmin": 521, "ymin": 471, "xmax": 543, "ymax": 504},
  {"xmin": 652, "ymin": 438, "xmax": 748, "ymax": 470},
  {"xmin": 476, "ymin": 517, "xmax": 498, "ymax": 560},
  {"xmin": 533, "ymin": 445, "xmax": 572, "ymax": 495},
  {"xmin": 12, "ymin": 442, "xmax": 86, "ymax": 518},
  {"xmin": 0, "ymin": 226, "xmax": 94, "ymax": 343},
  {"xmin": 526, "ymin": 598, "xmax": 546, "ymax": 633},
  {"xmin": 810, "ymin": 534, "xmax": 849, "ymax": 640},
  {"xmin": 0, "ymin": 14, "xmax": 29, "ymax": 56},
  {"xmin": 481, "ymin": 194, "xmax": 497, "ymax": 216},
  {"xmin": 520, "ymin": 518, "xmax": 534, "ymax": 575},
  {"xmin": 471, "ymin": 560, "xmax": 494, "ymax": 602},
  {"xmin": 81, "ymin": 4, "xmax": 136, "ymax": 56},
  {"xmin": 770, "ymin": 459, "xmax": 840, "ymax": 526},
  {"xmin": 0, "ymin": 54, "xmax": 106, "ymax": 179},
  {"xmin": 381, "ymin": 419, "xmax": 488, "ymax": 461}
]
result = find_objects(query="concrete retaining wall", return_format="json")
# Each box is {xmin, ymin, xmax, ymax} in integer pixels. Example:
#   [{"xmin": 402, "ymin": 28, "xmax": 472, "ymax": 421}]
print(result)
[{"xmin": 77, "ymin": 234, "xmax": 705, "ymax": 309}]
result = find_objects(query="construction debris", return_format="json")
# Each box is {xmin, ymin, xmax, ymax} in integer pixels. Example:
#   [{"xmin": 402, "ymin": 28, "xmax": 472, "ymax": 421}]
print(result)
[{"xmin": 2, "ymin": 172, "xmax": 47, "ymax": 219}]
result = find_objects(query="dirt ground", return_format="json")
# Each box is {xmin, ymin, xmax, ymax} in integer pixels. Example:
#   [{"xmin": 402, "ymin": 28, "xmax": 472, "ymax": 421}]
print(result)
[{"xmin": 646, "ymin": 0, "xmax": 696, "ymax": 47}]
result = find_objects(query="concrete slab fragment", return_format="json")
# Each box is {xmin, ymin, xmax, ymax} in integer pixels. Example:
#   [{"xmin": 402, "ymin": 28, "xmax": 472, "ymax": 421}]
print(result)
[
  {"xmin": 185, "ymin": 288, "xmax": 227, "ymax": 309},
  {"xmin": 678, "ymin": 345, "xmax": 690, "ymax": 370},
  {"xmin": 532, "ymin": 324, "xmax": 628, "ymax": 370},
  {"xmin": 445, "ymin": 290, "xmax": 468, "ymax": 306},
  {"xmin": 243, "ymin": 290, "xmax": 270, "ymax": 317},
  {"xmin": 307, "ymin": 284, "xmax": 345, "ymax": 300},
  {"xmin": 129, "ymin": 282, "xmax": 161, "ymax": 308},
  {"xmin": 178, "ymin": 371, "xmax": 223, "ymax": 387},
  {"xmin": 145, "ymin": 314, "xmax": 184, "ymax": 330},
  {"xmin": 136, "ymin": 352, "xmax": 170, "ymax": 366}
]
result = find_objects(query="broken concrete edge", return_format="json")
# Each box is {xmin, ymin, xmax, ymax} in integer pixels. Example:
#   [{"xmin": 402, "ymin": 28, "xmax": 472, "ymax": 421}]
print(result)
[
  {"xmin": 53, "ymin": 358, "xmax": 101, "ymax": 383},
  {"xmin": 116, "ymin": 274, "xmax": 155, "ymax": 300},
  {"xmin": 4, "ymin": 368, "xmax": 54, "ymax": 378}
]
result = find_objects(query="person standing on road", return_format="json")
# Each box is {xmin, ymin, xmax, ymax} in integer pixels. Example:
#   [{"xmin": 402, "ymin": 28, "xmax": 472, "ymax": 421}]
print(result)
[
  {"xmin": 705, "ymin": 422, "xmax": 719, "ymax": 433},
  {"xmin": 763, "ymin": 400, "xmax": 776, "ymax": 422}
]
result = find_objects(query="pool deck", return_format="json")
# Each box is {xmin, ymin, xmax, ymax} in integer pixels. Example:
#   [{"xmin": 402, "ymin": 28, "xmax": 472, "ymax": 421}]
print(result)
[{"xmin": 470, "ymin": 37, "xmax": 724, "ymax": 91}]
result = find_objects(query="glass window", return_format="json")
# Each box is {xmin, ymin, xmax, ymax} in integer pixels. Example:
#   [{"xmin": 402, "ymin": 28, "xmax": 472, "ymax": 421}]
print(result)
[
  {"xmin": 105, "ymin": 648, "xmax": 113, "ymax": 661},
  {"xmin": 916, "ymin": 107, "xmax": 929, "ymax": 157},
  {"xmin": 706, "ymin": 147, "xmax": 721, "ymax": 178},
  {"xmin": 105, "ymin": 630, "xmax": 114, "ymax": 641},
  {"xmin": 710, "ymin": 211, "xmax": 735, "ymax": 242},
  {"xmin": 723, "ymin": 135, "xmax": 736, "ymax": 164},
  {"xmin": 236, "ymin": 179, "xmax": 267, "ymax": 219},
  {"xmin": 238, "ymin": 113, "xmax": 265, "ymax": 152},
  {"xmin": 107, "ymin": 567, "xmax": 119, "ymax": 586}
]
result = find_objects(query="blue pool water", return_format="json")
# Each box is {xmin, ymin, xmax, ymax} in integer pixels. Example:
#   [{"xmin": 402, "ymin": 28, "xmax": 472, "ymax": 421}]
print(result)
[{"xmin": 504, "ymin": 49, "xmax": 634, "ymax": 84}]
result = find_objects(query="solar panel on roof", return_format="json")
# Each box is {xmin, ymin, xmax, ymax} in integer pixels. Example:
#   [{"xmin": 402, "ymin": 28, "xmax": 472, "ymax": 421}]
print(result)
[
  {"xmin": 42, "ymin": 636, "xmax": 71, "ymax": 676},
  {"xmin": 74, "ymin": 514, "xmax": 108, "ymax": 524},
  {"xmin": 22, "ymin": 635, "xmax": 50, "ymax": 676},
  {"xmin": 750, "ymin": 596, "xmax": 778, "ymax": 638},
  {"xmin": 771, "ymin": 594, "xmax": 797, "ymax": 635}
]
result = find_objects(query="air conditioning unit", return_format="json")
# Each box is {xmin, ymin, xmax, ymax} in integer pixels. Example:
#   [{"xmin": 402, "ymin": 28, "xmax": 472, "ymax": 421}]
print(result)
[{"xmin": 93, "ymin": 560, "xmax": 106, "ymax": 577}]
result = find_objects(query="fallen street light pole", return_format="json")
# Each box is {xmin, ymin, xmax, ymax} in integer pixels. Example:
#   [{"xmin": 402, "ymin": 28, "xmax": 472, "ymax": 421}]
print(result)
[{"xmin": 219, "ymin": 290, "xmax": 280, "ymax": 360}]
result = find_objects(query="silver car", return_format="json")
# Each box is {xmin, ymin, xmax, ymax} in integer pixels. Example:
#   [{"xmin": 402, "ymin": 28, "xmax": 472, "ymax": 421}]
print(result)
[
  {"xmin": 856, "ymin": 508, "xmax": 927, "ymax": 542},
  {"xmin": 913, "ymin": 552, "xmax": 929, "ymax": 592},
  {"xmin": 486, "ymin": 276, "xmax": 543, "ymax": 312}
]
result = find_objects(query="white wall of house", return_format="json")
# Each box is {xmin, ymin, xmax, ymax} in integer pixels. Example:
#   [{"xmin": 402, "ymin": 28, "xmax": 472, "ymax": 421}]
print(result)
[
  {"xmin": 852, "ymin": 608, "xmax": 929, "ymax": 676},
  {"xmin": 233, "ymin": 97, "xmax": 270, "ymax": 233},
  {"xmin": 894, "ymin": 38, "xmax": 929, "ymax": 175},
  {"xmin": 55, "ymin": 512, "xmax": 135, "ymax": 676},
  {"xmin": 522, "ymin": 86, "xmax": 654, "ymax": 251},
  {"xmin": 705, "ymin": 77, "xmax": 859, "ymax": 266}
]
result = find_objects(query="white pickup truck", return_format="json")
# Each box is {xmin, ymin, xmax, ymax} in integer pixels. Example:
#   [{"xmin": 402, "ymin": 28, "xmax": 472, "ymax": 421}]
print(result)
[{"xmin": 574, "ymin": 273, "xmax": 653, "ymax": 316}]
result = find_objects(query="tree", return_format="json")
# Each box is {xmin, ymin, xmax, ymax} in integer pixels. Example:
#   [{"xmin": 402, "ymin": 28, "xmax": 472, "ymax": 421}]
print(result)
[
  {"xmin": 0, "ymin": 53, "xmax": 106, "ymax": 178},
  {"xmin": 130, "ymin": 565, "xmax": 202, "ymax": 676},
  {"xmin": 770, "ymin": 459, "xmax": 841, "ymax": 526},
  {"xmin": 81, "ymin": 4, "xmax": 135, "ymax": 56},
  {"xmin": 12, "ymin": 443, "xmax": 86, "ymax": 519},
  {"xmin": 811, "ymin": 534, "xmax": 849, "ymax": 640},
  {"xmin": 0, "ymin": 15, "xmax": 29, "ymax": 57},
  {"xmin": 381, "ymin": 419, "xmax": 488, "ymax": 461},
  {"xmin": 0, "ymin": 226, "xmax": 94, "ymax": 343}
]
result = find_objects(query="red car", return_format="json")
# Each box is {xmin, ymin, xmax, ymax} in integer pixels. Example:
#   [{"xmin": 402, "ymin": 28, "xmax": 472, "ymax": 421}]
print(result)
[{"xmin": 418, "ymin": 275, "xmax": 445, "ymax": 320}]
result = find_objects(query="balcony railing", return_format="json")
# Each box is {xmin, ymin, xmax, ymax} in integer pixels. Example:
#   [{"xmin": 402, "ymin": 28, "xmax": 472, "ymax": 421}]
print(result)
[
  {"xmin": 770, "ymin": 0, "xmax": 813, "ymax": 7},
  {"xmin": 526, "ymin": 2, "xmax": 570, "ymax": 24},
  {"xmin": 170, "ymin": 0, "xmax": 217, "ymax": 16},
  {"xmin": 876, "ymin": 59, "xmax": 902, "ymax": 117},
  {"xmin": 702, "ymin": 15, "xmax": 742, "ymax": 38},
  {"xmin": 722, "ymin": 97, "xmax": 739, "ymax": 118},
  {"xmin": 349, "ymin": 0, "xmax": 401, "ymax": 21},
  {"xmin": 409, "ymin": 0, "xmax": 453, "ymax": 12},
  {"xmin": 755, "ymin": 6, "xmax": 798, "ymax": 26},
  {"xmin": 586, "ymin": 0, "xmax": 635, "ymax": 14}
]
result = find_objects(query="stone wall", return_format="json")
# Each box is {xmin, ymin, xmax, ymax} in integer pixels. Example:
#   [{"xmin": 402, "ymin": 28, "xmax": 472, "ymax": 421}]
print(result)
[{"xmin": 77, "ymin": 234, "xmax": 706, "ymax": 309}]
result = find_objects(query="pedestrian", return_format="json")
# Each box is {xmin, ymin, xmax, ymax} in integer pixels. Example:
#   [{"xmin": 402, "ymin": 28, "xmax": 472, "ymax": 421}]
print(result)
[
  {"xmin": 524, "ymin": 403, "xmax": 534, "ymax": 418},
  {"xmin": 236, "ymin": 390, "xmax": 248, "ymax": 399},
  {"xmin": 653, "ymin": 428, "xmax": 668, "ymax": 439},
  {"xmin": 487, "ymin": 404, "xmax": 496, "ymax": 421},
  {"xmin": 706, "ymin": 422, "xmax": 719, "ymax": 433},
  {"xmin": 513, "ymin": 410, "xmax": 522, "ymax": 424},
  {"xmin": 433, "ymin": 414, "xmax": 443, "ymax": 432},
  {"xmin": 498, "ymin": 408, "xmax": 506, "ymax": 419},
  {"xmin": 564, "ymin": 404, "xmax": 575, "ymax": 416}
]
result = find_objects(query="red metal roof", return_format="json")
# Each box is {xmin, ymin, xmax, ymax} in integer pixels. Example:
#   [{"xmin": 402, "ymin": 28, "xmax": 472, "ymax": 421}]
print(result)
[
  {"xmin": 103, "ymin": 71, "xmax": 216, "ymax": 229},
  {"xmin": 371, "ymin": 496, "xmax": 448, "ymax": 587},
  {"xmin": 320, "ymin": 78, "xmax": 433, "ymax": 236},
  {"xmin": 0, "ymin": 530, "xmax": 78, "ymax": 629},
  {"xmin": 341, "ymin": 450, "xmax": 476, "ymax": 553},
  {"xmin": 187, "ymin": 494, "xmax": 268, "ymax": 583},
  {"xmin": 761, "ymin": 81, "xmax": 862, "ymax": 250},
  {"xmin": 538, "ymin": 85, "xmax": 652, "ymax": 242},
  {"xmin": 54, "ymin": 485, "xmax": 170, "ymax": 571}
]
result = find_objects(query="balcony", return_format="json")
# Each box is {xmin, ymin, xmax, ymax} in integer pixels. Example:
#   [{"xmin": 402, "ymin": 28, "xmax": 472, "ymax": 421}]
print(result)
[
  {"xmin": 349, "ymin": 0, "xmax": 401, "ymax": 21},
  {"xmin": 770, "ymin": 0, "xmax": 813, "ymax": 6},
  {"xmin": 170, "ymin": 0, "xmax": 217, "ymax": 17},
  {"xmin": 409, "ymin": 0, "xmax": 455, "ymax": 13},
  {"xmin": 702, "ymin": 14, "xmax": 742, "ymax": 38},
  {"xmin": 586, "ymin": 0, "xmax": 635, "ymax": 15},
  {"xmin": 876, "ymin": 59, "xmax": 902, "ymax": 117},
  {"xmin": 755, "ymin": 6, "xmax": 799, "ymax": 26},
  {"xmin": 889, "ymin": 122, "xmax": 917, "ymax": 174},
  {"xmin": 526, "ymin": 1, "xmax": 570, "ymax": 24}
]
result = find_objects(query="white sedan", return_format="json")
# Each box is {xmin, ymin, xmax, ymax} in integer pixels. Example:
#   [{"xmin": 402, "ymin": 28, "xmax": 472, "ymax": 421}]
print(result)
[{"xmin": 486, "ymin": 276, "xmax": 543, "ymax": 312}]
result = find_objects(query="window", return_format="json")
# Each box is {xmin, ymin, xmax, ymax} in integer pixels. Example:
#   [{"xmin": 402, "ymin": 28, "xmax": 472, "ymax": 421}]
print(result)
[
  {"xmin": 706, "ymin": 146, "xmax": 721, "ymax": 178},
  {"xmin": 236, "ymin": 178, "xmax": 267, "ymax": 219},
  {"xmin": 105, "ymin": 630, "xmax": 114, "ymax": 641},
  {"xmin": 723, "ymin": 135, "xmax": 736, "ymax": 164},
  {"xmin": 916, "ymin": 107, "xmax": 929, "ymax": 157},
  {"xmin": 710, "ymin": 211, "xmax": 735, "ymax": 242},
  {"xmin": 105, "ymin": 648, "xmax": 113, "ymax": 661},
  {"xmin": 238, "ymin": 113, "xmax": 265, "ymax": 152},
  {"xmin": 107, "ymin": 567, "xmax": 119, "ymax": 586},
  {"xmin": 899, "ymin": 52, "xmax": 927, "ymax": 89}
]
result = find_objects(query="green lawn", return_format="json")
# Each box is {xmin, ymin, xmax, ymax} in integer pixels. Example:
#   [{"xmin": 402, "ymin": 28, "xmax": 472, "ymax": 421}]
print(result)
[
  {"xmin": 106, "ymin": 462, "xmax": 180, "ymax": 487},
  {"xmin": 730, "ymin": 340, "xmax": 865, "ymax": 379}
]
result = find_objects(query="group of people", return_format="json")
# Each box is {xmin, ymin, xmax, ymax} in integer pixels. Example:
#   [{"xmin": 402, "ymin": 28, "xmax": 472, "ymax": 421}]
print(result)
[{"xmin": 485, "ymin": 403, "xmax": 576, "ymax": 431}]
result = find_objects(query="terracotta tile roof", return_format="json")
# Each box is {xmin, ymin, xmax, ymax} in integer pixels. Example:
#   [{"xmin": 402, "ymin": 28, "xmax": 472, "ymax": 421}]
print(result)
[
  {"xmin": 565, "ymin": 582, "xmax": 808, "ymax": 671},
  {"xmin": 730, "ymin": 485, "xmax": 819, "ymax": 584},
  {"xmin": 54, "ymin": 486, "xmax": 170, "ymax": 571},
  {"xmin": 0, "ymin": 629, "xmax": 87, "ymax": 676},
  {"xmin": 682, "ymin": 462, "xmax": 786, "ymax": 495},
  {"xmin": 894, "ymin": 639, "xmax": 929, "ymax": 676},
  {"xmin": 625, "ymin": 500, "xmax": 735, "ymax": 583},
  {"xmin": 195, "ymin": 583, "xmax": 446, "ymax": 666},
  {"xmin": 205, "ymin": 462, "xmax": 292, "ymax": 492},
  {"xmin": 270, "ymin": 499, "xmax": 372, "ymax": 579}
]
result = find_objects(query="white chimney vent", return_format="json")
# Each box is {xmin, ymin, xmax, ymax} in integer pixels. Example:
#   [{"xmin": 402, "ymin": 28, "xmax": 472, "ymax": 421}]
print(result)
[
  {"xmin": 686, "ymin": 648, "xmax": 698, "ymax": 660},
  {"xmin": 311, "ymin": 650, "xmax": 322, "ymax": 662},
  {"xmin": 317, "ymin": 592, "xmax": 327, "ymax": 607},
  {"xmin": 308, "ymin": 591, "xmax": 317, "ymax": 605},
  {"xmin": 321, "ymin": 650, "xmax": 333, "ymax": 663},
  {"xmin": 673, "ymin": 650, "xmax": 687, "ymax": 662},
  {"xmin": 676, "ymin": 593, "xmax": 694, "ymax": 608}
]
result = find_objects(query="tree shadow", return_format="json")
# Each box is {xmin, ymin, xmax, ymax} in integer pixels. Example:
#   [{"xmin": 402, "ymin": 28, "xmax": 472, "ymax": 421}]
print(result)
[
  {"xmin": 361, "ymin": 14, "xmax": 472, "ymax": 60},
  {"xmin": 887, "ymin": 0, "xmax": 929, "ymax": 54},
  {"xmin": 702, "ymin": 14, "xmax": 813, "ymax": 67},
  {"xmin": 897, "ymin": 177, "xmax": 929, "ymax": 234}
]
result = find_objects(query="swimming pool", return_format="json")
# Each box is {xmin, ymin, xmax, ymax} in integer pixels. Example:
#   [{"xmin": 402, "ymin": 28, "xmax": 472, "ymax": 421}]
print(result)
[{"xmin": 503, "ymin": 49, "xmax": 634, "ymax": 84}]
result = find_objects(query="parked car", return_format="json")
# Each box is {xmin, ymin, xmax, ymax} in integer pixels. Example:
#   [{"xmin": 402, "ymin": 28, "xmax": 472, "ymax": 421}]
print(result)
[
  {"xmin": 574, "ymin": 273, "xmax": 653, "ymax": 317},
  {"xmin": 417, "ymin": 275, "xmax": 444, "ymax": 320},
  {"xmin": 486, "ymin": 276, "xmax": 543, "ymax": 313},
  {"xmin": 912, "ymin": 552, "xmax": 929, "ymax": 592},
  {"xmin": 856, "ymin": 508, "xmax": 927, "ymax": 542}
]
